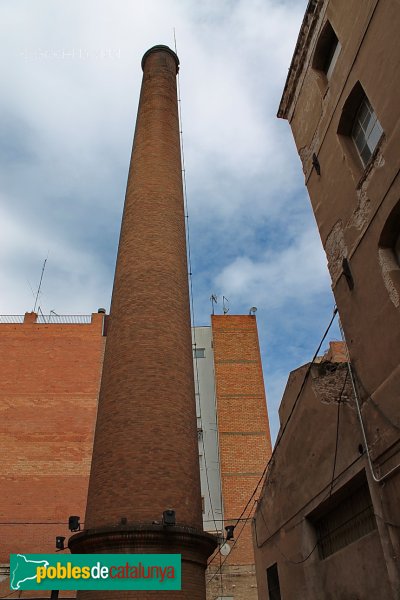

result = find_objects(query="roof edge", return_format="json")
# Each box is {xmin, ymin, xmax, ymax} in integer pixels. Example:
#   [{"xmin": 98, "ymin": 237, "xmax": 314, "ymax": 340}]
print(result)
[{"xmin": 277, "ymin": 0, "xmax": 322, "ymax": 120}]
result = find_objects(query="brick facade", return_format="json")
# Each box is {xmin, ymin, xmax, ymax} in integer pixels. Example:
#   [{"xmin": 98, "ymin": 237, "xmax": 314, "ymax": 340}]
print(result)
[
  {"xmin": 209, "ymin": 315, "xmax": 272, "ymax": 600},
  {"xmin": 69, "ymin": 46, "xmax": 216, "ymax": 600},
  {"xmin": 0, "ymin": 312, "xmax": 105, "ymax": 599},
  {"xmin": 0, "ymin": 313, "xmax": 272, "ymax": 599}
]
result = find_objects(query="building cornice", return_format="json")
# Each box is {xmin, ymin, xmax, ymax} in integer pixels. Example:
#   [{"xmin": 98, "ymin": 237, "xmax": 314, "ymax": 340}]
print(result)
[{"xmin": 277, "ymin": 0, "xmax": 323, "ymax": 120}]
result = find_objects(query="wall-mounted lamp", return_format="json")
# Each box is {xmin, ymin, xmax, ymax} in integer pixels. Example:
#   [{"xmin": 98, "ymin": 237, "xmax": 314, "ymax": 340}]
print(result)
[
  {"xmin": 163, "ymin": 509, "xmax": 176, "ymax": 526},
  {"xmin": 68, "ymin": 516, "xmax": 80, "ymax": 532},
  {"xmin": 342, "ymin": 258, "xmax": 354, "ymax": 290},
  {"xmin": 312, "ymin": 153, "xmax": 321, "ymax": 176},
  {"xmin": 56, "ymin": 536, "xmax": 66, "ymax": 551}
]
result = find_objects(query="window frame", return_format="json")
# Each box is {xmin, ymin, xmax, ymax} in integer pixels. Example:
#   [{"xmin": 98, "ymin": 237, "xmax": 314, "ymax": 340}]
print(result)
[
  {"xmin": 312, "ymin": 20, "xmax": 341, "ymax": 85},
  {"xmin": 193, "ymin": 347, "xmax": 205, "ymax": 359},
  {"xmin": 308, "ymin": 472, "xmax": 377, "ymax": 561},
  {"xmin": 337, "ymin": 82, "xmax": 384, "ymax": 177},
  {"xmin": 351, "ymin": 96, "xmax": 383, "ymax": 167}
]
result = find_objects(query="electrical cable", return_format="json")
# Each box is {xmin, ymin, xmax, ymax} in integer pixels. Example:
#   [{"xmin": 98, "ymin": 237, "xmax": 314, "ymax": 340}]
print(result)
[
  {"xmin": 254, "ymin": 363, "xmax": 353, "ymax": 564},
  {"xmin": 173, "ymin": 30, "xmax": 220, "ymax": 541},
  {"xmin": 256, "ymin": 510, "xmax": 319, "ymax": 565},
  {"xmin": 267, "ymin": 306, "xmax": 338, "ymax": 474},
  {"xmin": 207, "ymin": 499, "xmax": 257, "ymax": 585},
  {"xmin": 0, "ymin": 522, "xmax": 80, "ymax": 526},
  {"xmin": 374, "ymin": 513, "xmax": 400, "ymax": 528},
  {"xmin": 338, "ymin": 318, "xmax": 400, "ymax": 483},
  {"xmin": 207, "ymin": 307, "xmax": 339, "ymax": 569},
  {"xmin": 232, "ymin": 307, "xmax": 338, "ymax": 527},
  {"xmin": 329, "ymin": 368, "xmax": 349, "ymax": 496}
]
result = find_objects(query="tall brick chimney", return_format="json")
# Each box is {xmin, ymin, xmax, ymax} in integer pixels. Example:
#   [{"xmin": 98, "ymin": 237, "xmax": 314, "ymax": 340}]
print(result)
[{"xmin": 69, "ymin": 46, "xmax": 217, "ymax": 598}]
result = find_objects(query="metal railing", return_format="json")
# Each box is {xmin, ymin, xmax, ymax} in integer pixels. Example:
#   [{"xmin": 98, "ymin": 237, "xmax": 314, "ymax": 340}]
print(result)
[{"xmin": 0, "ymin": 314, "xmax": 94, "ymax": 324}]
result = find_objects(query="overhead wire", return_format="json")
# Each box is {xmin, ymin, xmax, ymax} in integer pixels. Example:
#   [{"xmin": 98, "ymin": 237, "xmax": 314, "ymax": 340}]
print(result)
[
  {"xmin": 173, "ymin": 30, "xmax": 220, "ymax": 542},
  {"xmin": 254, "ymin": 362, "xmax": 350, "ymax": 564},
  {"xmin": 256, "ymin": 509, "xmax": 319, "ymax": 565},
  {"xmin": 0, "ymin": 522, "xmax": 81, "ymax": 526},
  {"xmin": 207, "ymin": 499, "xmax": 257, "ymax": 585},
  {"xmin": 207, "ymin": 306, "xmax": 339, "ymax": 570},
  {"xmin": 329, "ymin": 368, "xmax": 349, "ymax": 496}
]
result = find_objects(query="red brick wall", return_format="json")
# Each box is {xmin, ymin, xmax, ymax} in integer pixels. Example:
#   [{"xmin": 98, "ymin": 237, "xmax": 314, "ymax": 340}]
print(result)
[
  {"xmin": 0, "ymin": 312, "xmax": 104, "ymax": 564},
  {"xmin": 0, "ymin": 312, "xmax": 270, "ymax": 598},
  {"xmin": 211, "ymin": 315, "xmax": 272, "ymax": 567}
]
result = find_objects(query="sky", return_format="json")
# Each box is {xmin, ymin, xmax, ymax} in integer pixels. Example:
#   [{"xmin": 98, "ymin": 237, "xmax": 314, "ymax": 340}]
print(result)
[{"xmin": 0, "ymin": 0, "xmax": 340, "ymax": 441}]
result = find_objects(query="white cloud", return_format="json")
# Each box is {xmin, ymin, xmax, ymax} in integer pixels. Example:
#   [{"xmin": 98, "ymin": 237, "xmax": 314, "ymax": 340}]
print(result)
[
  {"xmin": 214, "ymin": 226, "xmax": 330, "ymax": 310},
  {"xmin": 0, "ymin": 0, "xmax": 340, "ymax": 441}
]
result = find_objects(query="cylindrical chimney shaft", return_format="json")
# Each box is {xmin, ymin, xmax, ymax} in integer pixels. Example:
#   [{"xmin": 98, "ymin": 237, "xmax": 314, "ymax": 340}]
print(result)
[{"xmin": 69, "ymin": 46, "xmax": 216, "ymax": 599}]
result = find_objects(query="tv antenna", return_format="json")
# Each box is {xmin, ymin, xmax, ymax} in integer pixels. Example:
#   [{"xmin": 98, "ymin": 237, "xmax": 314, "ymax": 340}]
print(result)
[
  {"xmin": 210, "ymin": 294, "xmax": 218, "ymax": 315},
  {"xmin": 222, "ymin": 296, "xmax": 229, "ymax": 315},
  {"xmin": 33, "ymin": 256, "xmax": 48, "ymax": 313}
]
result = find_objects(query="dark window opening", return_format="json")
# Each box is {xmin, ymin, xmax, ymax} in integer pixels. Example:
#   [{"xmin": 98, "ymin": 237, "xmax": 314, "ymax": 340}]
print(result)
[
  {"xmin": 312, "ymin": 21, "xmax": 341, "ymax": 79},
  {"xmin": 311, "ymin": 476, "xmax": 376, "ymax": 560},
  {"xmin": 378, "ymin": 199, "xmax": 400, "ymax": 274},
  {"xmin": 395, "ymin": 234, "xmax": 400, "ymax": 266},
  {"xmin": 193, "ymin": 347, "xmax": 205, "ymax": 358},
  {"xmin": 267, "ymin": 563, "xmax": 281, "ymax": 600}
]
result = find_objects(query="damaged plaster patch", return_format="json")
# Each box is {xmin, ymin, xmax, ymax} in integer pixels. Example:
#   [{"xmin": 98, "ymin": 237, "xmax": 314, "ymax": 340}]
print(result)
[
  {"xmin": 347, "ymin": 149, "xmax": 385, "ymax": 232},
  {"xmin": 347, "ymin": 184, "xmax": 371, "ymax": 230},
  {"xmin": 378, "ymin": 248, "xmax": 400, "ymax": 308},
  {"xmin": 325, "ymin": 220, "xmax": 347, "ymax": 284},
  {"xmin": 311, "ymin": 363, "xmax": 353, "ymax": 405}
]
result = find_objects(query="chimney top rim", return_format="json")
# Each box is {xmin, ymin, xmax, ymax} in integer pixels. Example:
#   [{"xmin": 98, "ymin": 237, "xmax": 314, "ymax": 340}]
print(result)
[{"xmin": 141, "ymin": 45, "xmax": 179, "ymax": 73}]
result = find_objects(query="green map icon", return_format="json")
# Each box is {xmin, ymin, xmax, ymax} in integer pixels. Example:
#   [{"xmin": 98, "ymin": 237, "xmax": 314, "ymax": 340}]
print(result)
[{"xmin": 11, "ymin": 554, "xmax": 49, "ymax": 590}]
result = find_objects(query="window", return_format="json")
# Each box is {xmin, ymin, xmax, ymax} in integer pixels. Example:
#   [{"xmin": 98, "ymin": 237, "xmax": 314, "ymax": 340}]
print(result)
[
  {"xmin": 312, "ymin": 21, "xmax": 341, "ymax": 80},
  {"xmin": 311, "ymin": 477, "xmax": 376, "ymax": 560},
  {"xmin": 351, "ymin": 97, "xmax": 383, "ymax": 166},
  {"xmin": 338, "ymin": 82, "xmax": 384, "ymax": 171},
  {"xmin": 394, "ymin": 233, "xmax": 400, "ymax": 266},
  {"xmin": 201, "ymin": 496, "xmax": 205, "ymax": 513},
  {"xmin": 193, "ymin": 347, "xmax": 205, "ymax": 358},
  {"xmin": 266, "ymin": 563, "xmax": 281, "ymax": 600}
]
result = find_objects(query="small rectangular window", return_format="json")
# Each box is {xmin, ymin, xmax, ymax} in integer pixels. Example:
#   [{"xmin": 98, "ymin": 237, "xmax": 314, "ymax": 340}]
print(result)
[
  {"xmin": 193, "ymin": 347, "xmax": 205, "ymax": 358},
  {"xmin": 267, "ymin": 563, "xmax": 281, "ymax": 600},
  {"xmin": 312, "ymin": 21, "xmax": 341, "ymax": 81},
  {"xmin": 201, "ymin": 496, "xmax": 205, "ymax": 513},
  {"xmin": 313, "ymin": 480, "xmax": 376, "ymax": 559}
]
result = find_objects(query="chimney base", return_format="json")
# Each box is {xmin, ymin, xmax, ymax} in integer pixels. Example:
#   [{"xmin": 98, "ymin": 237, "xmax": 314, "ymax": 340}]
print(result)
[{"xmin": 69, "ymin": 523, "xmax": 217, "ymax": 599}]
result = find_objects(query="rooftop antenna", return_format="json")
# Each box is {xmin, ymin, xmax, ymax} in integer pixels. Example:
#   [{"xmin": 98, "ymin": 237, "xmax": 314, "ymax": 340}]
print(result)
[
  {"xmin": 210, "ymin": 294, "xmax": 218, "ymax": 315},
  {"xmin": 37, "ymin": 305, "xmax": 46, "ymax": 323},
  {"xmin": 33, "ymin": 255, "xmax": 48, "ymax": 313},
  {"xmin": 49, "ymin": 310, "xmax": 59, "ymax": 323},
  {"xmin": 222, "ymin": 296, "xmax": 229, "ymax": 315}
]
